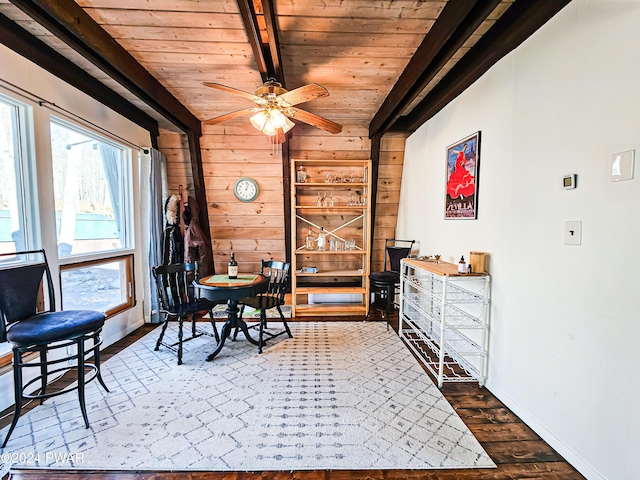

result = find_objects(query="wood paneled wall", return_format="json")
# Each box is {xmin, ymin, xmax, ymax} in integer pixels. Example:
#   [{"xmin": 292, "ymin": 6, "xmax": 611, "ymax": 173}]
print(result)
[
  {"xmin": 160, "ymin": 124, "xmax": 407, "ymax": 279},
  {"xmin": 200, "ymin": 121, "xmax": 286, "ymax": 275},
  {"xmin": 372, "ymin": 135, "xmax": 407, "ymax": 273},
  {"xmin": 158, "ymin": 129, "xmax": 194, "ymax": 199}
]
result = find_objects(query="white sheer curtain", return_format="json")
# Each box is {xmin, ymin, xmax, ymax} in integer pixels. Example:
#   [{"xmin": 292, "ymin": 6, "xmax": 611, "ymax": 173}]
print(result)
[
  {"xmin": 98, "ymin": 144, "xmax": 124, "ymax": 247},
  {"xmin": 139, "ymin": 148, "xmax": 166, "ymax": 323}
]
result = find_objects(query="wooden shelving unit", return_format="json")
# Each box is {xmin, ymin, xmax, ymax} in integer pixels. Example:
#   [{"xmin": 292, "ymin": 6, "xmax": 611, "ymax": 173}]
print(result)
[{"xmin": 290, "ymin": 159, "xmax": 371, "ymax": 316}]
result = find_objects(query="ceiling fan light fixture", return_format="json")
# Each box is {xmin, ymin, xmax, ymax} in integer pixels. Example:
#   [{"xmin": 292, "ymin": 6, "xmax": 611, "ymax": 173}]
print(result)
[
  {"xmin": 202, "ymin": 81, "xmax": 342, "ymax": 138},
  {"xmin": 270, "ymin": 109, "xmax": 287, "ymax": 129},
  {"xmin": 262, "ymin": 120, "xmax": 278, "ymax": 136},
  {"xmin": 250, "ymin": 110, "xmax": 269, "ymax": 131},
  {"xmin": 282, "ymin": 117, "xmax": 295, "ymax": 134}
]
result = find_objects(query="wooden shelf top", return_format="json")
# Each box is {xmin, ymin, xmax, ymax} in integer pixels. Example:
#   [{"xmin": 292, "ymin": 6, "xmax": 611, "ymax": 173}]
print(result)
[
  {"xmin": 295, "ymin": 269, "xmax": 366, "ymax": 276},
  {"xmin": 295, "ymin": 205, "xmax": 367, "ymax": 210},
  {"xmin": 295, "ymin": 286, "xmax": 367, "ymax": 295},
  {"xmin": 402, "ymin": 258, "xmax": 488, "ymax": 277},
  {"xmin": 295, "ymin": 250, "xmax": 366, "ymax": 255},
  {"xmin": 295, "ymin": 182, "xmax": 368, "ymax": 187}
]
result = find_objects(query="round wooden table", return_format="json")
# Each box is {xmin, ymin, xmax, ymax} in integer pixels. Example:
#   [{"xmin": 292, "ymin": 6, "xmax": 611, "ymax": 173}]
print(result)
[{"xmin": 194, "ymin": 274, "xmax": 268, "ymax": 361}]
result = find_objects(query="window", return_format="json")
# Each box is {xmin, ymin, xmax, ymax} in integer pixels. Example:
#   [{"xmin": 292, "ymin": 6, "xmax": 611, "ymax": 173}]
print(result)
[
  {"xmin": 0, "ymin": 94, "xmax": 38, "ymax": 255},
  {"xmin": 0, "ymin": 93, "xmax": 38, "ymax": 365},
  {"xmin": 50, "ymin": 118, "xmax": 130, "ymax": 257},
  {"xmin": 60, "ymin": 255, "xmax": 134, "ymax": 317},
  {"xmin": 50, "ymin": 118, "xmax": 135, "ymax": 316}
]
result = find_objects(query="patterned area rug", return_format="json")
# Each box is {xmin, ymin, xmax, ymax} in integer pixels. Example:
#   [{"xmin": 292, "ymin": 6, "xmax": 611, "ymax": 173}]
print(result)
[
  {"xmin": 0, "ymin": 322, "xmax": 495, "ymax": 471},
  {"xmin": 210, "ymin": 304, "xmax": 291, "ymax": 318}
]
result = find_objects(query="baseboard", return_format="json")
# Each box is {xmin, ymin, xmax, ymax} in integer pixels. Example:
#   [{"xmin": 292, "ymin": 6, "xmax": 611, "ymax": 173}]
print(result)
[
  {"xmin": 484, "ymin": 379, "xmax": 605, "ymax": 480},
  {"xmin": 102, "ymin": 318, "xmax": 146, "ymax": 349}
]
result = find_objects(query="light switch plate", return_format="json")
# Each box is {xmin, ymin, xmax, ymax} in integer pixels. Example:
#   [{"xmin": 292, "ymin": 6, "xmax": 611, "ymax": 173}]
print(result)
[
  {"xmin": 565, "ymin": 221, "xmax": 582, "ymax": 246},
  {"xmin": 610, "ymin": 150, "xmax": 635, "ymax": 182}
]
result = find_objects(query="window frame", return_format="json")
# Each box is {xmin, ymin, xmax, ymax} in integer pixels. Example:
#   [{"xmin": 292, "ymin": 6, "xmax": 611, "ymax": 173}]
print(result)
[
  {"xmin": 49, "ymin": 115, "xmax": 134, "ymax": 259},
  {"xmin": 48, "ymin": 115, "xmax": 137, "ymax": 319},
  {"xmin": 59, "ymin": 253, "xmax": 135, "ymax": 319},
  {"xmin": 0, "ymin": 91, "xmax": 41, "ymax": 254}
]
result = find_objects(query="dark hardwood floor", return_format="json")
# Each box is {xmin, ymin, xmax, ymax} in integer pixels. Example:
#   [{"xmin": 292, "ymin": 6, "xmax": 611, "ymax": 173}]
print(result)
[{"xmin": 2, "ymin": 312, "xmax": 585, "ymax": 479}]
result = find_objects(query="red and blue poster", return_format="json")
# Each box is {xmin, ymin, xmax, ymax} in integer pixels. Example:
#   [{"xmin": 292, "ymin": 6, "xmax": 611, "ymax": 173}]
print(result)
[{"xmin": 445, "ymin": 131, "xmax": 481, "ymax": 219}]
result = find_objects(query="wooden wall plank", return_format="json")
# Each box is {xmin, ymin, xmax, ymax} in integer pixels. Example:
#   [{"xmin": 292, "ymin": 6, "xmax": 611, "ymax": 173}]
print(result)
[{"xmin": 210, "ymin": 215, "xmax": 284, "ymax": 228}]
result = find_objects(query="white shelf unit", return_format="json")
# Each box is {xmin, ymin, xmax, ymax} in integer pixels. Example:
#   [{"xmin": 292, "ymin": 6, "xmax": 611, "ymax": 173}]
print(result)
[
  {"xmin": 290, "ymin": 159, "xmax": 371, "ymax": 317},
  {"xmin": 399, "ymin": 258, "xmax": 490, "ymax": 387}
]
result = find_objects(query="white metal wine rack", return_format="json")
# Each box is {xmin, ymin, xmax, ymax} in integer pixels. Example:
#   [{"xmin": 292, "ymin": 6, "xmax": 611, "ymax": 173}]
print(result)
[{"xmin": 399, "ymin": 260, "xmax": 490, "ymax": 387}]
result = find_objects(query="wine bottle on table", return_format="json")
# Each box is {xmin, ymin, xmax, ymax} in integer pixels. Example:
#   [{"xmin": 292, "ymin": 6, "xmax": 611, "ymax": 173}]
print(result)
[{"xmin": 228, "ymin": 252, "xmax": 238, "ymax": 279}]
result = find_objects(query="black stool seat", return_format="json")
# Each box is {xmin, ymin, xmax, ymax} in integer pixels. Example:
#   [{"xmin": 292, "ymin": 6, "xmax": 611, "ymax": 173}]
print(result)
[
  {"xmin": 7, "ymin": 310, "xmax": 105, "ymax": 345},
  {"xmin": 369, "ymin": 271, "xmax": 400, "ymax": 284}
]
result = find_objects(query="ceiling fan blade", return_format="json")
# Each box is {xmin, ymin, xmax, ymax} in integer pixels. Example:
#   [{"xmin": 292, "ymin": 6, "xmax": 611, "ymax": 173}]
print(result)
[
  {"xmin": 203, "ymin": 107, "xmax": 256, "ymax": 125},
  {"xmin": 202, "ymin": 82, "xmax": 263, "ymax": 103},
  {"xmin": 278, "ymin": 83, "xmax": 330, "ymax": 106},
  {"xmin": 289, "ymin": 108, "xmax": 342, "ymax": 134}
]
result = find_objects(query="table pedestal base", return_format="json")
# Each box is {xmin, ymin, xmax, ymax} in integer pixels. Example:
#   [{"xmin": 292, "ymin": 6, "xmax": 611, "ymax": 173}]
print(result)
[{"xmin": 206, "ymin": 300, "xmax": 259, "ymax": 361}]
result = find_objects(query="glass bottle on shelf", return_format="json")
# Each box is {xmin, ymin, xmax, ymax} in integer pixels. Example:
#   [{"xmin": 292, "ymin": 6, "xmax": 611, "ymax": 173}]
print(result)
[
  {"xmin": 458, "ymin": 255, "xmax": 467, "ymax": 274},
  {"xmin": 317, "ymin": 227, "xmax": 327, "ymax": 251},
  {"xmin": 228, "ymin": 252, "xmax": 238, "ymax": 279},
  {"xmin": 296, "ymin": 164, "xmax": 307, "ymax": 183},
  {"xmin": 329, "ymin": 235, "xmax": 336, "ymax": 252},
  {"xmin": 305, "ymin": 227, "xmax": 315, "ymax": 251},
  {"xmin": 316, "ymin": 192, "xmax": 323, "ymax": 206}
]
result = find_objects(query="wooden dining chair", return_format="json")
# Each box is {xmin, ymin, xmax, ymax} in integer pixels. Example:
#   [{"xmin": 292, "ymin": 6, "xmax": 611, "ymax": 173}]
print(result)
[
  {"xmin": 152, "ymin": 262, "xmax": 221, "ymax": 364},
  {"xmin": 236, "ymin": 260, "xmax": 292, "ymax": 353}
]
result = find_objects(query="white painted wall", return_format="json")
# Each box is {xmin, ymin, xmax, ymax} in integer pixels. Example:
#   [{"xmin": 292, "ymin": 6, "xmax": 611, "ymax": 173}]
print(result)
[
  {"xmin": 0, "ymin": 44, "xmax": 151, "ymax": 409},
  {"xmin": 397, "ymin": 2, "xmax": 640, "ymax": 479}
]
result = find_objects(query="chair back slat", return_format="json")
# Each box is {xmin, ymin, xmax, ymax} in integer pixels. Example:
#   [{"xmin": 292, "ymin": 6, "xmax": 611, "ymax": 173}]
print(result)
[
  {"xmin": 384, "ymin": 239, "xmax": 416, "ymax": 272},
  {"xmin": 0, "ymin": 250, "xmax": 55, "ymax": 342},
  {"xmin": 153, "ymin": 263, "xmax": 199, "ymax": 312},
  {"xmin": 260, "ymin": 260, "xmax": 290, "ymax": 303}
]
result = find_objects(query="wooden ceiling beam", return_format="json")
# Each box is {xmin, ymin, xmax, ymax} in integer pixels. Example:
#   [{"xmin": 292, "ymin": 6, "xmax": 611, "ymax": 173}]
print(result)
[
  {"xmin": 236, "ymin": 0, "xmax": 289, "ymax": 265},
  {"xmin": 395, "ymin": 0, "xmax": 573, "ymax": 133},
  {"xmin": 0, "ymin": 12, "xmax": 159, "ymax": 137},
  {"xmin": 369, "ymin": 0, "xmax": 502, "ymax": 138},
  {"xmin": 7, "ymin": 0, "xmax": 201, "ymax": 135},
  {"xmin": 261, "ymin": 0, "xmax": 284, "ymax": 85},
  {"xmin": 236, "ymin": 0, "xmax": 269, "ymax": 83}
]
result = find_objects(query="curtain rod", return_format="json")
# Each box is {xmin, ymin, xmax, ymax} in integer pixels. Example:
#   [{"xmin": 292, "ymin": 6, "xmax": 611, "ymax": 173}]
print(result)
[{"xmin": 0, "ymin": 77, "xmax": 149, "ymax": 153}]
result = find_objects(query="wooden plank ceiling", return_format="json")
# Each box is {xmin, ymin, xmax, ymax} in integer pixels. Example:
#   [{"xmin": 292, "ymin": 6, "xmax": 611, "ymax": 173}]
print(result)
[
  {"xmin": 0, "ymin": 0, "xmax": 572, "ymax": 274},
  {"xmin": 0, "ymin": 0, "xmax": 519, "ymax": 134}
]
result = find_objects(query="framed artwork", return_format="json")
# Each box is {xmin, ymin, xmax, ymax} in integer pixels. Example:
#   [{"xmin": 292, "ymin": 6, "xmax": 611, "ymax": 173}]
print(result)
[{"xmin": 445, "ymin": 131, "xmax": 481, "ymax": 219}]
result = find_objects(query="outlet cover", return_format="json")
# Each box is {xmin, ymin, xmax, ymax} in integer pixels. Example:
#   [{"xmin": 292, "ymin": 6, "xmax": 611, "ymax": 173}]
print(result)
[{"xmin": 565, "ymin": 221, "xmax": 582, "ymax": 246}]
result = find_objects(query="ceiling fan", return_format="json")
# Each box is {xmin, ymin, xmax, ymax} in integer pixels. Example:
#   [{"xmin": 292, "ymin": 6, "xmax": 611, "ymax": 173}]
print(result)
[{"xmin": 202, "ymin": 79, "xmax": 342, "ymax": 143}]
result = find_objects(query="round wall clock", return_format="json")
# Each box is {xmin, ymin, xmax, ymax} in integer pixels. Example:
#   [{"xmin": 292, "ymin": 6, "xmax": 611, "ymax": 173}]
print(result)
[{"xmin": 233, "ymin": 177, "xmax": 259, "ymax": 202}]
